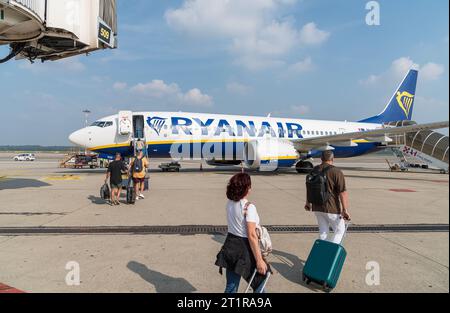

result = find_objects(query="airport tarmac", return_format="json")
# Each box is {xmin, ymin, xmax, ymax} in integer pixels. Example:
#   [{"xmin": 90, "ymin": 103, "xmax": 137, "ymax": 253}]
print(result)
[{"xmin": 0, "ymin": 152, "xmax": 448, "ymax": 293}]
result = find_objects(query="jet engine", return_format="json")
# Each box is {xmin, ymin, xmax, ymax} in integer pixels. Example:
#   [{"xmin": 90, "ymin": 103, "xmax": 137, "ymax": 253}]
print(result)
[{"xmin": 243, "ymin": 139, "xmax": 298, "ymax": 171}]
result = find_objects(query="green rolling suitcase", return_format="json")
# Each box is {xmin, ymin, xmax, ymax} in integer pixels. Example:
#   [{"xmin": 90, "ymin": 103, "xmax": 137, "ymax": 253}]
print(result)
[{"xmin": 302, "ymin": 223, "xmax": 349, "ymax": 292}]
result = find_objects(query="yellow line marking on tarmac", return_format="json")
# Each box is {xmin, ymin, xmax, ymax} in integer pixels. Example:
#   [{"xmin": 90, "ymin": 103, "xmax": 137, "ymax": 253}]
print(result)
[{"xmin": 43, "ymin": 175, "xmax": 81, "ymax": 181}]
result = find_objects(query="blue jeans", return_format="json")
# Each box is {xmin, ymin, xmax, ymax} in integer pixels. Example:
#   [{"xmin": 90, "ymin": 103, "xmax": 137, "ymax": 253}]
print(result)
[{"xmin": 225, "ymin": 269, "xmax": 266, "ymax": 293}]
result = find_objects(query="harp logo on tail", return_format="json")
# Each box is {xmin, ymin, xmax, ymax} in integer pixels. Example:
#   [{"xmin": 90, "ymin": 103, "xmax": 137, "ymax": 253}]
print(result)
[
  {"xmin": 147, "ymin": 117, "xmax": 167, "ymax": 135},
  {"xmin": 396, "ymin": 91, "xmax": 415, "ymax": 118}
]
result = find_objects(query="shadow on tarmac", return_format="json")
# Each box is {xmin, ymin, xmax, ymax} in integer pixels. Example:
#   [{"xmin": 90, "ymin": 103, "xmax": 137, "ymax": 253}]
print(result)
[
  {"xmin": 127, "ymin": 261, "xmax": 197, "ymax": 293},
  {"xmin": 0, "ymin": 178, "xmax": 51, "ymax": 190},
  {"xmin": 211, "ymin": 234, "xmax": 321, "ymax": 292},
  {"xmin": 270, "ymin": 250, "xmax": 321, "ymax": 292},
  {"xmin": 88, "ymin": 195, "xmax": 108, "ymax": 205},
  {"xmin": 211, "ymin": 234, "xmax": 226, "ymax": 245}
]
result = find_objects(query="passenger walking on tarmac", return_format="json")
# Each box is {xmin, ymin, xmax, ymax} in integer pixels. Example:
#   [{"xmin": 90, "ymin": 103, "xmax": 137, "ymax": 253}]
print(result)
[
  {"xmin": 130, "ymin": 151, "xmax": 149, "ymax": 201},
  {"xmin": 215, "ymin": 173, "xmax": 269, "ymax": 293},
  {"xmin": 305, "ymin": 150, "xmax": 351, "ymax": 244},
  {"xmin": 135, "ymin": 139, "xmax": 145, "ymax": 153},
  {"xmin": 105, "ymin": 153, "xmax": 128, "ymax": 205}
]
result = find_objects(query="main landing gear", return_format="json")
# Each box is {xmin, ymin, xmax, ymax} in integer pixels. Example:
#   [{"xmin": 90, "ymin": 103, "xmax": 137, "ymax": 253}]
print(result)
[{"xmin": 296, "ymin": 160, "xmax": 314, "ymax": 174}]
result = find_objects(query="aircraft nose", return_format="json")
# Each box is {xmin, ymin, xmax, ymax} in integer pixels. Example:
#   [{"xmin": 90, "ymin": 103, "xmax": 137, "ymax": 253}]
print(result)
[{"xmin": 69, "ymin": 129, "xmax": 87, "ymax": 147}]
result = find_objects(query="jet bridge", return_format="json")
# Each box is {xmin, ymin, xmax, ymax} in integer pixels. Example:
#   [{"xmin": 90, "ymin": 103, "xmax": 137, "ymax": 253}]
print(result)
[
  {"xmin": 0, "ymin": 0, "xmax": 117, "ymax": 63},
  {"xmin": 385, "ymin": 121, "xmax": 449, "ymax": 173}
]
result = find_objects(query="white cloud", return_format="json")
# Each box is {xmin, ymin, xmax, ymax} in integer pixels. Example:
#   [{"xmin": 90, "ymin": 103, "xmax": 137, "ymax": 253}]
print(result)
[
  {"xmin": 415, "ymin": 96, "xmax": 448, "ymax": 108},
  {"xmin": 362, "ymin": 74, "xmax": 381, "ymax": 85},
  {"xmin": 131, "ymin": 80, "xmax": 213, "ymax": 107},
  {"xmin": 361, "ymin": 57, "xmax": 444, "ymax": 85},
  {"xmin": 272, "ymin": 104, "xmax": 311, "ymax": 117},
  {"xmin": 131, "ymin": 80, "xmax": 179, "ymax": 98},
  {"xmin": 92, "ymin": 76, "xmax": 110, "ymax": 83},
  {"xmin": 391, "ymin": 57, "xmax": 419, "ymax": 78},
  {"xmin": 290, "ymin": 104, "xmax": 310, "ymax": 115},
  {"xmin": 227, "ymin": 82, "xmax": 252, "ymax": 95},
  {"xmin": 299, "ymin": 23, "xmax": 330, "ymax": 45},
  {"xmin": 421, "ymin": 63, "xmax": 445, "ymax": 81},
  {"xmin": 182, "ymin": 88, "xmax": 213, "ymax": 107},
  {"xmin": 113, "ymin": 82, "xmax": 128, "ymax": 90},
  {"xmin": 288, "ymin": 57, "xmax": 314, "ymax": 73},
  {"xmin": 165, "ymin": 0, "xmax": 329, "ymax": 70}
]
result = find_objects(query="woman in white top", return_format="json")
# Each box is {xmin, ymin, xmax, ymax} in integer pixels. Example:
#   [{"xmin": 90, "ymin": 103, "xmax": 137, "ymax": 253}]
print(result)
[{"xmin": 215, "ymin": 173, "xmax": 268, "ymax": 293}]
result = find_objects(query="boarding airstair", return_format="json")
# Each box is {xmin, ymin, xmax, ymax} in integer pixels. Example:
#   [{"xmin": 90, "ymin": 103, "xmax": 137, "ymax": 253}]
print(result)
[
  {"xmin": 132, "ymin": 138, "xmax": 148, "ymax": 157},
  {"xmin": 385, "ymin": 121, "xmax": 449, "ymax": 173}
]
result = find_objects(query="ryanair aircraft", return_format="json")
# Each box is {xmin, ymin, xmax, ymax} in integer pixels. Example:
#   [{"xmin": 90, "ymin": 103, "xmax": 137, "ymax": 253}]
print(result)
[{"xmin": 69, "ymin": 70, "xmax": 448, "ymax": 172}]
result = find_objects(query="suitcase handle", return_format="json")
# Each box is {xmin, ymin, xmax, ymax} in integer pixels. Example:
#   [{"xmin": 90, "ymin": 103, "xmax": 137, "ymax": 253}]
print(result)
[
  {"xmin": 340, "ymin": 221, "xmax": 351, "ymax": 246},
  {"xmin": 245, "ymin": 269, "xmax": 271, "ymax": 293}
]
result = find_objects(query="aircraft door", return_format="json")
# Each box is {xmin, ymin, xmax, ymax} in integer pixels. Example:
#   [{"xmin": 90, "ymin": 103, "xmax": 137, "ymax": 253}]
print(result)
[
  {"xmin": 133, "ymin": 115, "xmax": 145, "ymax": 140},
  {"xmin": 118, "ymin": 111, "xmax": 133, "ymax": 136}
]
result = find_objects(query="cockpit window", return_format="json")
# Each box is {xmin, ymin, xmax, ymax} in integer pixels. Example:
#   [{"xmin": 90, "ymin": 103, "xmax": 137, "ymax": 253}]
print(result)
[
  {"xmin": 91, "ymin": 121, "xmax": 113, "ymax": 128},
  {"xmin": 91, "ymin": 121, "xmax": 105, "ymax": 127}
]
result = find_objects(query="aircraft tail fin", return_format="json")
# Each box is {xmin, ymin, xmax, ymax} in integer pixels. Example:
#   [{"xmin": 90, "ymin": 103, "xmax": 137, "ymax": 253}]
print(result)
[{"xmin": 359, "ymin": 69, "xmax": 419, "ymax": 124}]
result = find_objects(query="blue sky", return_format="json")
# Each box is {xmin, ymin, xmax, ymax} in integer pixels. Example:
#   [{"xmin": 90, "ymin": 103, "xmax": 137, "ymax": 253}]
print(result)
[{"xmin": 0, "ymin": 0, "xmax": 448, "ymax": 145}]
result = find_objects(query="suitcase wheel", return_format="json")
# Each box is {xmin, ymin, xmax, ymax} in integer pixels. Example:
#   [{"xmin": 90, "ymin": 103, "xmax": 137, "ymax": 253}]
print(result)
[
  {"xmin": 302, "ymin": 274, "xmax": 311, "ymax": 285},
  {"xmin": 322, "ymin": 283, "xmax": 332, "ymax": 293}
]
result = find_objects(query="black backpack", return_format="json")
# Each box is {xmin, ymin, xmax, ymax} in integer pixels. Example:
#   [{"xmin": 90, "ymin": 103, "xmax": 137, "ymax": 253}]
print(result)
[
  {"xmin": 133, "ymin": 157, "xmax": 143, "ymax": 173},
  {"xmin": 306, "ymin": 166, "xmax": 333, "ymax": 205}
]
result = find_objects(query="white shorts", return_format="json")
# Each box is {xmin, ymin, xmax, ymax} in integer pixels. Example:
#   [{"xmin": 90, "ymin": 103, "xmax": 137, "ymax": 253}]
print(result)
[{"xmin": 314, "ymin": 212, "xmax": 346, "ymax": 244}]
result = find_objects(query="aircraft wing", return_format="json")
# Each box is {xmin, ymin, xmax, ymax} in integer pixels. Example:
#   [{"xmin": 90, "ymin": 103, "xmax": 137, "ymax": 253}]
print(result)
[{"xmin": 291, "ymin": 121, "xmax": 449, "ymax": 150}]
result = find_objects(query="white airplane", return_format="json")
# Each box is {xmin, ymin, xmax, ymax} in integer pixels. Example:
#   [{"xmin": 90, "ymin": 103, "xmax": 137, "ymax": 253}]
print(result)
[{"xmin": 69, "ymin": 69, "xmax": 449, "ymax": 172}]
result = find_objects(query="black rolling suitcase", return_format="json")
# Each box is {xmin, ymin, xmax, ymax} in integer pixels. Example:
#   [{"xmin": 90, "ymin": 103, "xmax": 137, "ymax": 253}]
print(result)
[
  {"xmin": 126, "ymin": 178, "xmax": 136, "ymax": 205},
  {"xmin": 245, "ymin": 269, "xmax": 271, "ymax": 293},
  {"xmin": 100, "ymin": 183, "xmax": 110, "ymax": 201}
]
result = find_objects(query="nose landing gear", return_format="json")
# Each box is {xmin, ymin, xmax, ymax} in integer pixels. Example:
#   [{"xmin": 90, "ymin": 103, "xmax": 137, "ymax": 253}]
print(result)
[{"xmin": 296, "ymin": 160, "xmax": 314, "ymax": 174}]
